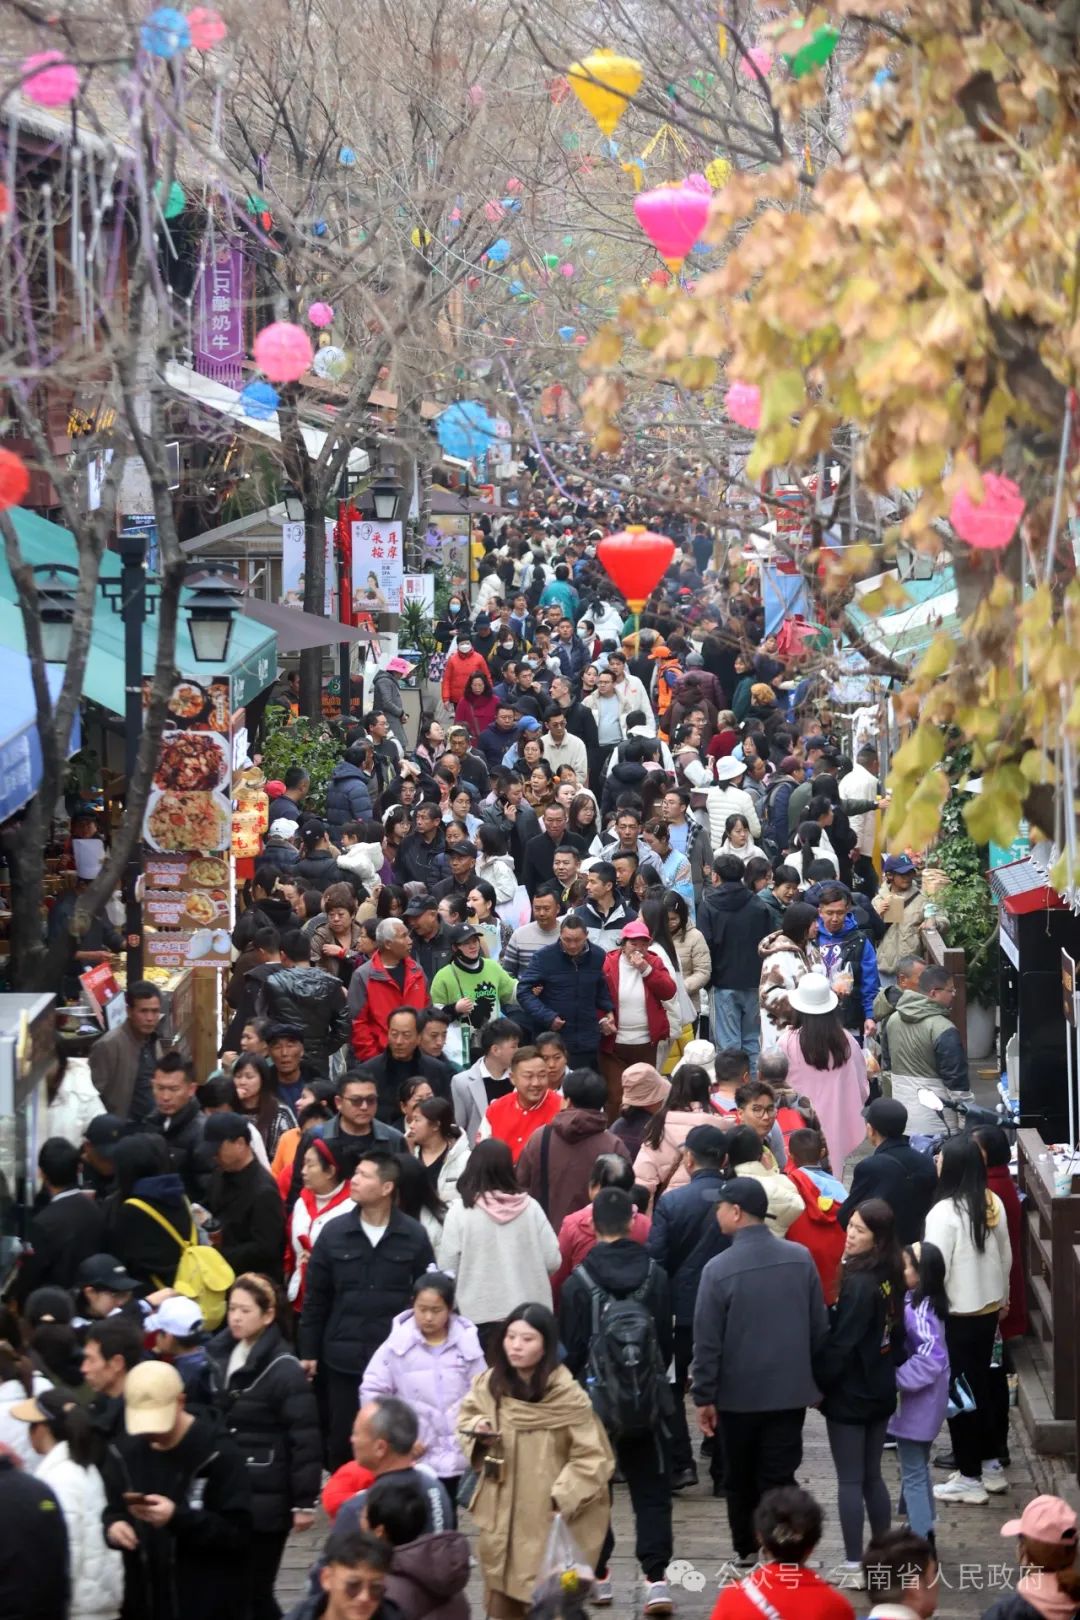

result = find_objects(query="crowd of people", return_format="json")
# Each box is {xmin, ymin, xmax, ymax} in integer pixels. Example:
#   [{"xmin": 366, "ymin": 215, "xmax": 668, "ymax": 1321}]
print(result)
[{"xmin": 1, "ymin": 487, "xmax": 1042, "ymax": 1620}]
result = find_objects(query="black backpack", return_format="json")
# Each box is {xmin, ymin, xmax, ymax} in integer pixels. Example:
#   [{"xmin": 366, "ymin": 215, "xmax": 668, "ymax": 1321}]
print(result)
[{"xmin": 580, "ymin": 1262, "xmax": 671, "ymax": 1441}]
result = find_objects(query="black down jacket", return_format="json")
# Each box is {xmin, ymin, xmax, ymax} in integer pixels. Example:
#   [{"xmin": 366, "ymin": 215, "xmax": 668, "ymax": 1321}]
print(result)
[
  {"xmin": 205, "ymin": 1321, "xmax": 322, "ymax": 1533},
  {"xmin": 325, "ymin": 760, "xmax": 374, "ymax": 834},
  {"xmin": 298, "ymin": 1208, "xmax": 435, "ymax": 1376},
  {"xmin": 257, "ymin": 964, "xmax": 351, "ymax": 1074}
]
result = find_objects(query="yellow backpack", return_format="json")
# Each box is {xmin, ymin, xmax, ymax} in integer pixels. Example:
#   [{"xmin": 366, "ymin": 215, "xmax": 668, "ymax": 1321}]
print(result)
[{"xmin": 126, "ymin": 1199, "xmax": 235, "ymax": 1329}]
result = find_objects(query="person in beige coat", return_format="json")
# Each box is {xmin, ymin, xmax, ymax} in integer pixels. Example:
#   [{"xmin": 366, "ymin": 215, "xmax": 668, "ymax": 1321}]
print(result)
[{"xmin": 458, "ymin": 1303, "xmax": 613, "ymax": 1618}]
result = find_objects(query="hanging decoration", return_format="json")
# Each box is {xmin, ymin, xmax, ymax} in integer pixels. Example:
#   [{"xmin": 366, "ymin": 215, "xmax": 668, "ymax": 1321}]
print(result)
[
  {"xmin": 559, "ymin": 325, "xmax": 576, "ymax": 341},
  {"xmin": 567, "ymin": 47, "xmax": 643, "ymax": 137},
  {"xmin": 238, "ymin": 381, "xmax": 280, "ymax": 420},
  {"xmin": 949, "ymin": 474, "xmax": 1024, "ymax": 551},
  {"xmin": 549, "ymin": 76, "xmax": 570, "ymax": 103},
  {"xmin": 21, "ymin": 51, "xmax": 80, "ymax": 106},
  {"xmin": 509, "ymin": 279, "xmax": 525, "ymax": 295},
  {"xmin": 187, "ymin": 7, "xmax": 228, "ymax": 48},
  {"xmin": 141, "ymin": 8, "xmax": 191, "ymax": 57},
  {"xmin": 485, "ymin": 239, "xmax": 511, "ymax": 263},
  {"xmin": 506, "ymin": 176, "xmax": 523, "ymax": 194},
  {"xmin": 621, "ymin": 158, "xmax": 645, "ymax": 190},
  {"xmin": 253, "ymin": 322, "xmax": 314, "ymax": 382},
  {"xmin": 312, "ymin": 346, "xmax": 348, "ymax": 381},
  {"xmin": 311, "ymin": 220, "xmax": 328, "ymax": 237},
  {"xmin": 467, "ymin": 83, "xmax": 485, "ymax": 108},
  {"xmin": 560, "ymin": 262, "xmax": 575, "ymax": 278},
  {"xmin": 154, "ymin": 180, "xmax": 186, "ymax": 219},
  {"xmin": 740, "ymin": 47, "xmax": 774, "ymax": 78},
  {"xmin": 410, "ymin": 226, "xmax": 433, "ymax": 249},
  {"xmin": 633, "ymin": 181, "xmax": 711, "ymax": 270},
  {"xmin": 785, "ymin": 24, "xmax": 839, "ymax": 78},
  {"xmin": 308, "ymin": 301, "xmax": 334, "ymax": 327},
  {"xmin": 338, "ymin": 146, "xmax": 357, "ymax": 167},
  {"xmin": 484, "ymin": 201, "xmax": 505, "ymax": 223},
  {"xmin": 0, "ymin": 449, "xmax": 30, "ymax": 512},
  {"xmin": 245, "ymin": 194, "xmax": 273, "ymax": 231},
  {"xmin": 726, "ymin": 381, "xmax": 762, "ymax": 429},
  {"xmin": 705, "ymin": 156, "xmax": 732, "ymax": 188},
  {"xmin": 543, "ymin": 252, "xmax": 560, "ymax": 269},
  {"xmin": 597, "ymin": 526, "xmax": 676, "ymax": 613}
]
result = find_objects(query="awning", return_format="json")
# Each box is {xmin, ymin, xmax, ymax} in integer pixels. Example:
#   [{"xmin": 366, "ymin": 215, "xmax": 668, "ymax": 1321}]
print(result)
[
  {"xmin": 0, "ymin": 651, "xmax": 80, "ymax": 821},
  {"xmin": 164, "ymin": 361, "xmax": 368, "ymax": 474},
  {"xmin": 0, "ymin": 507, "xmax": 278, "ymax": 713},
  {"xmin": 845, "ymin": 568, "xmax": 959, "ymax": 660},
  {"xmin": 240, "ymin": 597, "xmax": 375, "ymax": 653}
]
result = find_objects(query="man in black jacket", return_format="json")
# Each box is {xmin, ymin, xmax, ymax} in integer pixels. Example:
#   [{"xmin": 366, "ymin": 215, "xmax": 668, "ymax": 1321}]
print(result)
[
  {"xmin": 364, "ymin": 1007, "xmax": 453, "ymax": 1124},
  {"xmin": 204, "ymin": 1113, "xmax": 285, "ymax": 1280},
  {"xmin": 698, "ymin": 855, "xmax": 774, "ymax": 1075},
  {"xmin": 103, "ymin": 1361, "xmax": 252, "ymax": 1620},
  {"xmin": 299, "ymin": 1149, "xmax": 435, "ymax": 1467},
  {"xmin": 285, "ymin": 1072, "xmax": 406, "ymax": 1209},
  {"xmin": 647, "ymin": 1124, "xmax": 730, "ymax": 1490},
  {"xmin": 405, "ymin": 894, "xmax": 454, "ymax": 985},
  {"xmin": 0, "ymin": 1450, "xmax": 69, "ymax": 1618},
  {"xmin": 839, "ymin": 1097, "xmax": 937, "ymax": 1244},
  {"xmin": 396, "ymin": 804, "xmax": 448, "ymax": 889},
  {"xmin": 10, "ymin": 1137, "xmax": 105, "ymax": 1302},
  {"xmin": 146, "ymin": 1052, "xmax": 211, "ymax": 1201},
  {"xmin": 560, "ymin": 1189, "xmax": 675, "ymax": 1613},
  {"xmin": 522, "ymin": 804, "xmax": 587, "ymax": 897},
  {"xmin": 258, "ymin": 929, "xmax": 351, "ymax": 1077}
]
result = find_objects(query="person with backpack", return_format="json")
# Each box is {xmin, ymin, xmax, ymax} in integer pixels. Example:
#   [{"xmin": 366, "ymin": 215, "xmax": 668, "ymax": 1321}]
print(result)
[{"xmin": 560, "ymin": 1187, "xmax": 676, "ymax": 1616}]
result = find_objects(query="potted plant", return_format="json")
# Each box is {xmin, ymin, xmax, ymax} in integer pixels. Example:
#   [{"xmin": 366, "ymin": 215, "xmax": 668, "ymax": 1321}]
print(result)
[{"xmin": 932, "ymin": 793, "xmax": 1000, "ymax": 1059}]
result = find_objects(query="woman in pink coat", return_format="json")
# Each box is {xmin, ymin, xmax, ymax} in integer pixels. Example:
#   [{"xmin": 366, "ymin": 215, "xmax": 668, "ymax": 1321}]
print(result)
[
  {"xmin": 632, "ymin": 1063, "xmax": 721, "ymax": 1207},
  {"xmin": 777, "ymin": 973, "xmax": 869, "ymax": 1171}
]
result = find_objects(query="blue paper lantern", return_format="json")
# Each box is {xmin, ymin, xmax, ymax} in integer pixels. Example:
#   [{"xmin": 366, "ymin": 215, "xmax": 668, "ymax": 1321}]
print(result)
[
  {"xmin": 500, "ymin": 196, "xmax": 522, "ymax": 213},
  {"xmin": 558, "ymin": 325, "xmax": 576, "ymax": 341},
  {"xmin": 141, "ymin": 7, "xmax": 190, "ymax": 56},
  {"xmin": 509, "ymin": 279, "xmax": 524, "ymax": 295},
  {"xmin": 239, "ymin": 381, "xmax": 280, "ymax": 420},
  {"xmin": 485, "ymin": 238, "xmax": 511, "ymax": 264},
  {"xmin": 312, "ymin": 219, "xmax": 328, "ymax": 237},
  {"xmin": 338, "ymin": 145, "xmax": 357, "ymax": 167}
]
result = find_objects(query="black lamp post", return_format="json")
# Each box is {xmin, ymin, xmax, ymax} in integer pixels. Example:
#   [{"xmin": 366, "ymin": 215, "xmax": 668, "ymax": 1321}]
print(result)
[
  {"xmin": 371, "ymin": 461, "xmax": 403, "ymax": 523},
  {"xmin": 43, "ymin": 544, "xmax": 240, "ymax": 981}
]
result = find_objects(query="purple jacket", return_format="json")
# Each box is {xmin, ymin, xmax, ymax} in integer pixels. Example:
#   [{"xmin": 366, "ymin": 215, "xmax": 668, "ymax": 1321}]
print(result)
[
  {"xmin": 360, "ymin": 1309, "xmax": 486, "ymax": 1478},
  {"xmin": 887, "ymin": 1292, "xmax": 949, "ymax": 1441}
]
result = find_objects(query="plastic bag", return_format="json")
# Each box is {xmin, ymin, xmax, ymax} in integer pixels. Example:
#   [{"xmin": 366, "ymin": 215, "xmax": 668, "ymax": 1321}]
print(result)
[
  {"xmin": 531, "ymin": 1513, "xmax": 594, "ymax": 1613},
  {"xmin": 947, "ymin": 1372, "xmax": 976, "ymax": 1419}
]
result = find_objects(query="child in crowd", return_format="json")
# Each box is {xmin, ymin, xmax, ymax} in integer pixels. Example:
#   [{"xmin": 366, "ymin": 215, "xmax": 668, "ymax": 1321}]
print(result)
[{"xmin": 888, "ymin": 1242, "xmax": 950, "ymax": 1543}]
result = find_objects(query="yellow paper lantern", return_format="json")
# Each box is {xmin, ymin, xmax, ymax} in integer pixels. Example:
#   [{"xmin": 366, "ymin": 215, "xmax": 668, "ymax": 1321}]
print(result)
[
  {"xmin": 705, "ymin": 157, "xmax": 732, "ymax": 188},
  {"xmin": 568, "ymin": 48, "xmax": 643, "ymax": 137},
  {"xmin": 410, "ymin": 226, "xmax": 432, "ymax": 249}
]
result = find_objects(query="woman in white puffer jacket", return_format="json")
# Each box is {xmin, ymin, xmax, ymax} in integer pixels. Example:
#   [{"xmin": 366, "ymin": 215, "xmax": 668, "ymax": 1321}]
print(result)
[{"xmin": 11, "ymin": 1386, "xmax": 123, "ymax": 1620}]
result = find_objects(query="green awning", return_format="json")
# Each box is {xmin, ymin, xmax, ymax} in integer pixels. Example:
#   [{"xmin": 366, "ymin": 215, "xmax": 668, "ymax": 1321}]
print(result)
[{"xmin": 0, "ymin": 508, "xmax": 276, "ymax": 714}]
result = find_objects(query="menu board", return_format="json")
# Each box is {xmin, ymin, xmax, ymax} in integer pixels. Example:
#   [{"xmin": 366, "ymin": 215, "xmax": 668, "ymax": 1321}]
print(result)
[
  {"xmin": 145, "ymin": 930, "xmax": 231, "ymax": 970},
  {"xmin": 144, "ymin": 890, "xmax": 230, "ymax": 931},
  {"xmin": 144, "ymin": 853, "xmax": 231, "ymax": 891}
]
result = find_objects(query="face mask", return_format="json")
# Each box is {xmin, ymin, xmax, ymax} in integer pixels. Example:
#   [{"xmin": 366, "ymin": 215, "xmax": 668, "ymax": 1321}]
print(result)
[
  {"xmin": 449, "ymin": 601, "xmax": 461, "ymax": 614},
  {"xmin": 502, "ymin": 639, "xmax": 514, "ymax": 650}
]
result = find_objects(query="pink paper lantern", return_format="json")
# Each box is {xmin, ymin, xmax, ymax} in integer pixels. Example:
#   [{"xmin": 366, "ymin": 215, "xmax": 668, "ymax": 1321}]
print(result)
[
  {"xmin": 949, "ymin": 473, "xmax": 1024, "ymax": 551},
  {"xmin": 21, "ymin": 51, "xmax": 80, "ymax": 107},
  {"xmin": 560, "ymin": 262, "xmax": 575, "ymax": 278},
  {"xmin": 574, "ymin": 333, "xmax": 588, "ymax": 344},
  {"xmin": 307, "ymin": 301, "xmax": 334, "ymax": 328},
  {"xmin": 726, "ymin": 380, "xmax": 761, "ymax": 430},
  {"xmin": 740, "ymin": 46, "xmax": 774, "ymax": 78},
  {"xmin": 483, "ymin": 200, "xmax": 505, "ymax": 223},
  {"xmin": 253, "ymin": 321, "xmax": 314, "ymax": 383},
  {"xmin": 686, "ymin": 172, "xmax": 711, "ymax": 193},
  {"xmin": 506, "ymin": 177, "xmax": 523, "ymax": 194},
  {"xmin": 187, "ymin": 6, "xmax": 227, "ymax": 48},
  {"xmin": 633, "ymin": 182, "xmax": 711, "ymax": 266},
  {"xmin": 467, "ymin": 84, "xmax": 485, "ymax": 108}
]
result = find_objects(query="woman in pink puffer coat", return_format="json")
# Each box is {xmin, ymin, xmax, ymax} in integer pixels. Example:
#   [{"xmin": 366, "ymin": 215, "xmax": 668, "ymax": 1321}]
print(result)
[
  {"xmin": 360, "ymin": 1271, "xmax": 486, "ymax": 1497},
  {"xmin": 632, "ymin": 1063, "xmax": 723, "ymax": 1208}
]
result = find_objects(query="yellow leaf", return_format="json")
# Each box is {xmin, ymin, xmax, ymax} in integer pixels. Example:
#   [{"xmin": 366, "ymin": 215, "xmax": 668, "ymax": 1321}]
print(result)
[
  {"xmin": 890, "ymin": 724, "xmax": 945, "ymax": 781},
  {"xmin": 761, "ymin": 369, "xmax": 805, "ymax": 430},
  {"xmin": 582, "ymin": 328, "xmax": 623, "ymax": 369},
  {"xmin": 916, "ymin": 633, "xmax": 953, "ymax": 683},
  {"xmin": 1020, "ymin": 748, "xmax": 1056, "ymax": 785}
]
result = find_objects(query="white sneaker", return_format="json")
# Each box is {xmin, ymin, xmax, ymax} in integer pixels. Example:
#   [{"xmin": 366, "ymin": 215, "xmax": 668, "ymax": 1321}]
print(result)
[
  {"xmin": 982, "ymin": 1461, "xmax": 1008, "ymax": 1494},
  {"xmin": 592, "ymin": 1577, "xmax": 614, "ymax": 1606},
  {"xmin": 836, "ymin": 1561, "xmax": 866, "ymax": 1590},
  {"xmin": 643, "ymin": 1581, "xmax": 674, "ymax": 1615},
  {"xmin": 934, "ymin": 1471, "xmax": 989, "ymax": 1504}
]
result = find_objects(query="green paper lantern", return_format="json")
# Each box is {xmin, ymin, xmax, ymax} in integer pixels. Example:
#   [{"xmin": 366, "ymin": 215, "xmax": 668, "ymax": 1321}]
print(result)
[
  {"xmin": 543, "ymin": 252, "xmax": 559, "ymax": 269},
  {"xmin": 245, "ymin": 193, "xmax": 269, "ymax": 215},
  {"xmin": 563, "ymin": 234, "xmax": 574, "ymax": 247},
  {"xmin": 786, "ymin": 24, "xmax": 839, "ymax": 78},
  {"xmin": 155, "ymin": 179, "xmax": 186, "ymax": 219},
  {"xmin": 561, "ymin": 131, "xmax": 580, "ymax": 151}
]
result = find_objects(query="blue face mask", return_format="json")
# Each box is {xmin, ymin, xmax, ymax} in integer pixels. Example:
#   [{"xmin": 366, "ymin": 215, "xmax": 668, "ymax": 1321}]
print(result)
[{"xmin": 449, "ymin": 601, "xmax": 461, "ymax": 614}]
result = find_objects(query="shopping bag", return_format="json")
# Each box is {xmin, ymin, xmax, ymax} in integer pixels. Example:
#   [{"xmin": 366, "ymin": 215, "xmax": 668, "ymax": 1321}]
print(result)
[
  {"xmin": 946, "ymin": 1372, "xmax": 976, "ymax": 1419},
  {"xmin": 531, "ymin": 1513, "xmax": 595, "ymax": 1611}
]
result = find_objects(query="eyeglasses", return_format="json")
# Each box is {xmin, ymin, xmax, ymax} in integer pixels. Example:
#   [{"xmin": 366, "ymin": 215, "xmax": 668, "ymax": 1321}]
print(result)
[
  {"xmin": 745, "ymin": 1104, "xmax": 776, "ymax": 1118},
  {"xmin": 340, "ymin": 1576, "xmax": 387, "ymax": 1600},
  {"xmin": 344, "ymin": 1095, "xmax": 377, "ymax": 1109}
]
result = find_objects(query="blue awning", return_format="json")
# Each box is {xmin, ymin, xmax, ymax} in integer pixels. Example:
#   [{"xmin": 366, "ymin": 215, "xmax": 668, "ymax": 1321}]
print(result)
[{"xmin": 0, "ymin": 651, "xmax": 80, "ymax": 821}]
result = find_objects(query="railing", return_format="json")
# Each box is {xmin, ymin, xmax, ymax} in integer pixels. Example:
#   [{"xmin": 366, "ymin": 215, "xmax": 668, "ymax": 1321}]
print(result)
[
  {"xmin": 923, "ymin": 924, "xmax": 968, "ymax": 1048},
  {"xmin": 1017, "ymin": 1128, "xmax": 1080, "ymax": 1422}
]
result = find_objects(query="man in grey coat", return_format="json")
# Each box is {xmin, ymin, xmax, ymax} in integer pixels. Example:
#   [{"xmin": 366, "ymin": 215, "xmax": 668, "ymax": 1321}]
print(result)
[{"xmin": 691, "ymin": 1177, "xmax": 829, "ymax": 1563}]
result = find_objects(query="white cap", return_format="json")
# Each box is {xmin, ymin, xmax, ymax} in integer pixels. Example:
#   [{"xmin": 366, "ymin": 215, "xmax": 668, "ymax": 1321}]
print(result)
[
  {"xmin": 144, "ymin": 1295, "xmax": 205, "ymax": 1336},
  {"xmin": 269, "ymin": 817, "xmax": 298, "ymax": 840}
]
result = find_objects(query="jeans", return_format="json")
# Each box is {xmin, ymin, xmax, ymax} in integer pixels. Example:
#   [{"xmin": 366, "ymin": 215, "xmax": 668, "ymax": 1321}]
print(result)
[
  {"xmin": 718, "ymin": 1408, "xmax": 805, "ymax": 1558},
  {"xmin": 826, "ymin": 1417, "xmax": 892, "ymax": 1561},
  {"xmin": 712, "ymin": 987, "xmax": 761, "ymax": 1073},
  {"xmin": 896, "ymin": 1437, "xmax": 935, "ymax": 1538},
  {"xmin": 596, "ymin": 1432, "xmax": 674, "ymax": 1582},
  {"xmin": 945, "ymin": 1312, "xmax": 999, "ymax": 1479}
]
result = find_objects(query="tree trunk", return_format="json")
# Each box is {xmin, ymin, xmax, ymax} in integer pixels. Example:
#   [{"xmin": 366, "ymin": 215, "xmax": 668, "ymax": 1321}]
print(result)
[{"xmin": 299, "ymin": 502, "xmax": 327, "ymax": 717}]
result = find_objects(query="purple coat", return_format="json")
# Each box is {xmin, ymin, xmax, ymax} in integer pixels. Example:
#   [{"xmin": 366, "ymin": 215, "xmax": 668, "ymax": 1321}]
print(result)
[
  {"xmin": 360, "ymin": 1309, "xmax": 486, "ymax": 1478},
  {"xmin": 887, "ymin": 1292, "xmax": 950, "ymax": 1441}
]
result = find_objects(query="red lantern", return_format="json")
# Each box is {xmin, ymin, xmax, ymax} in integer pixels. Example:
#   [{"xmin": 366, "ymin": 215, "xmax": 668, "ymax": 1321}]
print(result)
[
  {"xmin": 597, "ymin": 525, "xmax": 676, "ymax": 613},
  {"xmin": 0, "ymin": 448, "xmax": 30, "ymax": 511}
]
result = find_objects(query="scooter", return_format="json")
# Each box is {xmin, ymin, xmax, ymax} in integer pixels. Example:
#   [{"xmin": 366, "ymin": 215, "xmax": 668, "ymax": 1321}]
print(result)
[{"xmin": 911, "ymin": 1086, "xmax": 1016, "ymax": 1156}]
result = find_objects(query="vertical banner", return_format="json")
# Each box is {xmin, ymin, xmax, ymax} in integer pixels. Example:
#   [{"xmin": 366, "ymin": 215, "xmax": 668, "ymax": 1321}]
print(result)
[
  {"xmin": 351, "ymin": 519, "xmax": 403, "ymax": 620},
  {"xmin": 282, "ymin": 520, "xmax": 333, "ymax": 614},
  {"xmin": 193, "ymin": 236, "xmax": 247, "ymax": 387}
]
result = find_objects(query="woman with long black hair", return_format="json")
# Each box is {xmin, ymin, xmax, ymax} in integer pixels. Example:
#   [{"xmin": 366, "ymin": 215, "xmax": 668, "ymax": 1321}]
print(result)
[
  {"xmin": 632, "ymin": 1062, "xmax": 718, "ymax": 1205},
  {"xmin": 925, "ymin": 1136, "xmax": 1011, "ymax": 1506},
  {"xmin": 228, "ymin": 1053, "xmax": 297, "ymax": 1157},
  {"xmin": 815, "ymin": 1197, "xmax": 905, "ymax": 1577}
]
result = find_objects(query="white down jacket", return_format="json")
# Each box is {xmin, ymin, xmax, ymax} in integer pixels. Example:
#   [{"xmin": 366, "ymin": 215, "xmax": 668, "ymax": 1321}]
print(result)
[{"xmin": 35, "ymin": 1441, "xmax": 123, "ymax": 1619}]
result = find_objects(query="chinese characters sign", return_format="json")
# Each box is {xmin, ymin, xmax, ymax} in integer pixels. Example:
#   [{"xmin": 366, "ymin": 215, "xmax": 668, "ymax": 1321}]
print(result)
[
  {"xmin": 352, "ymin": 519, "xmax": 403, "ymax": 617},
  {"xmin": 281, "ymin": 520, "xmax": 334, "ymax": 615},
  {"xmin": 194, "ymin": 237, "xmax": 246, "ymax": 385}
]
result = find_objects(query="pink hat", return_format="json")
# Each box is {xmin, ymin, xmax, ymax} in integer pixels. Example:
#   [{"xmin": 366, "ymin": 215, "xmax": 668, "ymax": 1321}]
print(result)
[
  {"xmin": 385, "ymin": 656, "xmax": 412, "ymax": 676},
  {"xmin": 1001, "ymin": 1497, "xmax": 1078, "ymax": 1543},
  {"xmin": 621, "ymin": 1064, "xmax": 671, "ymax": 1108},
  {"xmin": 620, "ymin": 918, "xmax": 652, "ymax": 940}
]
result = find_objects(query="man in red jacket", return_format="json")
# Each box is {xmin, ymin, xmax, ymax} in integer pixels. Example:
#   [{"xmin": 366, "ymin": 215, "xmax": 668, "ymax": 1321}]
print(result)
[
  {"xmin": 482, "ymin": 1044, "xmax": 561, "ymax": 1161},
  {"xmin": 350, "ymin": 919, "xmax": 429, "ymax": 1061}
]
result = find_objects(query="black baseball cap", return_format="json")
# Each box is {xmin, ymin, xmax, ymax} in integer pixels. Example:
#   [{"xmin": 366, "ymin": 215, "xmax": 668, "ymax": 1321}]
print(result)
[
  {"xmin": 685, "ymin": 1124, "xmax": 729, "ymax": 1162},
  {"xmin": 264, "ymin": 1022, "xmax": 305, "ymax": 1044},
  {"xmin": 449, "ymin": 923, "xmax": 482, "ymax": 944},
  {"xmin": 77, "ymin": 1254, "xmax": 140, "ymax": 1292},
  {"xmin": 449, "ymin": 841, "xmax": 478, "ymax": 859},
  {"xmin": 203, "ymin": 1112, "xmax": 251, "ymax": 1144},
  {"xmin": 404, "ymin": 894, "xmax": 439, "ymax": 917},
  {"xmin": 84, "ymin": 1114, "xmax": 128, "ymax": 1151},
  {"xmin": 864, "ymin": 1097, "xmax": 908, "ymax": 1137},
  {"xmin": 717, "ymin": 1176, "xmax": 769, "ymax": 1219}
]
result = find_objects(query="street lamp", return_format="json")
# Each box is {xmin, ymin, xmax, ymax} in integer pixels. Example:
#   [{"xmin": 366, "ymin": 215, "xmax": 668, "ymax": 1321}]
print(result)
[
  {"xmin": 371, "ymin": 463, "xmax": 403, "ymax": 522},
  {"xmin": 31, "ymin": 564, "xmax": 79, "ymax": 664},
  {"xmin": 185, "ymin": 567, "xmax": 243, "ymax": 664},
  {"xmin": 281, "ymin": 484, "xmax": 305, "ymax": 523}
]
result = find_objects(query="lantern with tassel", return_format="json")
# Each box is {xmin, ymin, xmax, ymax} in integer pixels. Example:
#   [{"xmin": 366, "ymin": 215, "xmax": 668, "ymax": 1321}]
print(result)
[
  {"xmin": 253, "ymin": 322, "xmax": 314, "ymax": 383},
  {"xmin": 187, "ymin": 7, "xmax": 227, "ymax": 48},
  {"xmin": 21, "ymin": 52, "xmax": 79, "ymax": 106},
  {"xmin": 950, "ymin": 474, "xmax": 1024, "ymax": 550},
  {"xmin": 0, "ymin": 449, "xmax": 30, "ymax": 511},
  {"xmin": 633, "ymin": 182, "xmax": 711, "ymax": 270},
  {"xmin": 597, "ymin": 526, "xmax": 676, "ymax": 616},
  {"xmin": 726, "ymin": 381, "xmax": 761, "ymax": 430},
  {"xmin": 567, "ymin": 48, "xmax": 643, "ymax": 137}
]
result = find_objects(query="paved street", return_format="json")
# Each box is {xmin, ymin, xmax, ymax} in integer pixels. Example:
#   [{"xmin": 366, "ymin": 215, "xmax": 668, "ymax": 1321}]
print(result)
[{"xmin": 277, "ymin": 1396, "xmax": 1046, "ymax": 1618}]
